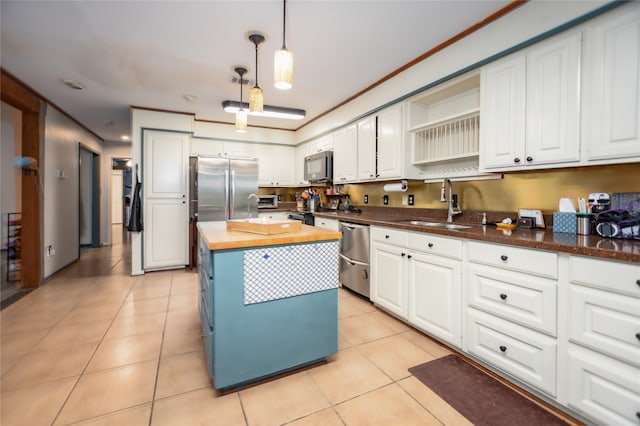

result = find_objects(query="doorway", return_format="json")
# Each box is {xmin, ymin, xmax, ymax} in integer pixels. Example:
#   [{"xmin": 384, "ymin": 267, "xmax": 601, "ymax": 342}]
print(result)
[
  {"xmin": 79, "ymin": 145, "xmax": 100, "ymax": 249},
  {"xmin": 111, "ymin": 158, "xmax": 132, "ymax": 227}
]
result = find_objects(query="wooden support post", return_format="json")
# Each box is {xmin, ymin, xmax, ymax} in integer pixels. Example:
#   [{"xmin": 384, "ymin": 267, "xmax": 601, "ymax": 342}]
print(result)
[{"xmin": 1, "ymin": 70, "xmax": 43, "ymax": 288}]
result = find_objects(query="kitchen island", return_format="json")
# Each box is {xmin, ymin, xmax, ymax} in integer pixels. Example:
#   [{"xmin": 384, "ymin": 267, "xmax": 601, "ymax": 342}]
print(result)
[{"xmin": 197, "ymin": 221, "xmax": 341, "ymax": 391}]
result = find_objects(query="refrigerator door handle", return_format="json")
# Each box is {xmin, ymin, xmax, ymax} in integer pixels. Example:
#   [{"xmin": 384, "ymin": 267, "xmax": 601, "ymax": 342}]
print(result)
[
  {"xmin": 229, "ymin": 169, "xmax": 235, "ymax": 218},
  {"xmin": 225, "ymin": 169, "xmax": 230, "ymax": 218}
]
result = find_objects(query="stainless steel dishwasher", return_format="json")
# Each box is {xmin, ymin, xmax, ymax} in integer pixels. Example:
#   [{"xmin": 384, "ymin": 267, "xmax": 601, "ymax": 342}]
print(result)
[{"xmin": 339, "ymin": 222, "xmax": 370, "ymax": 298}]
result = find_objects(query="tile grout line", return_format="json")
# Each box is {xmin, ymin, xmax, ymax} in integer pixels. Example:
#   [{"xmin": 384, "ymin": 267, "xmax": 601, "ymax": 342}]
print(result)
[
  {"xmin": 147, "ymin": 271, "xmax": 175, "ymax": 426},
  {"xmin": 49, "ymin": 275, "xmax": 138, "ymax": 425}
]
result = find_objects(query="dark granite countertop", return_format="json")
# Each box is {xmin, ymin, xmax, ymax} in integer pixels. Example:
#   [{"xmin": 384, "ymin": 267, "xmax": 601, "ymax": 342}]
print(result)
[{"xmin": 313, "ymin": 207, "xmax": 640, "ymax": 263}]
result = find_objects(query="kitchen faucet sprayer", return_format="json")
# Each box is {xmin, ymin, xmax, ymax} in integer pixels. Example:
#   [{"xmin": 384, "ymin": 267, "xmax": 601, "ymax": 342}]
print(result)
[
  {"xmin": 441, "ymin": 178, "xmax": 462, "ymax": 222},
  {"xmin": 440, "ymin": 179, "xmax": 447, "ymax": 202}
]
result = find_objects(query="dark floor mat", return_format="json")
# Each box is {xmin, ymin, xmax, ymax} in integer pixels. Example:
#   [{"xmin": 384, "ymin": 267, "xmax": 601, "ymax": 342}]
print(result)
[{"xmin": 408, "ymin": 354, "xmax": 568, "ymax": 426}]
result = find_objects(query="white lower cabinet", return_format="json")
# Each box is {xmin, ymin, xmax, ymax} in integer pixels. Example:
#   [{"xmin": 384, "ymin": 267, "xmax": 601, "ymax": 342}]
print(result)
[
  {"xmin": 565, "ymin": 255, "xmax": 640, "ymax": 424},
  {"xmin": 566, "ymin": 344, "xmax": 640, "ymax": 426},
  {"xmin": 315, "ymin": 217, "xmax": 340, "ymax": 231},
  {"xmin": 408, "ymin": 250, "xmax": 461, "ymax": 348},
  {"xmin": 467, "ymin": 263, "xmax": 557, "ymax": 336},
  {"xmin": 371, "ymin": 239, "xmax": 408, "ymax": 319},
  {"xmin": 371, "ymin": 227, "xmax": 462, "ymax": 346},
  {"xmin": 258, "ymin": 212, "xmax": 289, "ymax": 221},
  {"xmin": 466, "ymin": 308, "xmax": 557, "ymax": 397}
]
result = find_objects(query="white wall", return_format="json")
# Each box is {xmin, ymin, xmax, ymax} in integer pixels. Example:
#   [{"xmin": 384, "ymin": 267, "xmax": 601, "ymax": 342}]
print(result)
[
  {"xmin": 43, "ymin": 105, "xmax": 102, "ymax": 278},
  {"xmin": 1, "ymin": 102, "xmax": 22, "ymax": 246}
]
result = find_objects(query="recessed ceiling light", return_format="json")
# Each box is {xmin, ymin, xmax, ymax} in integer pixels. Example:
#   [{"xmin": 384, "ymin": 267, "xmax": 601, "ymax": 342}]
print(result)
[
  {"xmin": 183, "ymin": 95, "xmax": 196, "ymax": 103},
  {"xmin": 120, "ymin": 135, "xmax": 130, "ymax": 141},
  {"xmin": 63, "ymin": 79, "xmax": 85, "ymax": 90}
]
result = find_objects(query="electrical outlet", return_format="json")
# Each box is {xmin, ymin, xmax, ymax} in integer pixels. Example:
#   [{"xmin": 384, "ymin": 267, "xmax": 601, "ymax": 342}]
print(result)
[
  {"xmin": 364, "ymin": 195, "xmax": 368, "ymax": 204},
  {"xmin": 408, "ymin": 194, "xmax": 414, "ymax": 206},
  {"xmin": 383, "ymin": 195, "xmax": 389, "ymax": 205},
  {"xmin": 277, "ymin": 194, "xmax": 282, "ymax": 201},
  {"xmin": 402, "ymin": 195, "xmax": 408, "ymax": 206}
]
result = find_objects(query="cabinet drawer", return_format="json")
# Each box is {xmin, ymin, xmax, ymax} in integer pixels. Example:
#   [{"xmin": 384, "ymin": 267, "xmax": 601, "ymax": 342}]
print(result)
[
  {"xmin": 371, "ymin": 226, "xmax": 408, "ymax": 246},
  {"xmin": 467, "ymin": 264, "xmax": 557, "ymax": 336},
  {"xmin": 569, "ymin": 284, "xmax": 640, "ymax": 367},
  {"xmin": 468, "ymin": 241, "xmax": 557, "ymax": 279},
  {"xmin": 199, "ymin": 300, "xmax": 214, "ymax": 379},
  {"xmin": 466, "ymin": 308, "xmax": 557, "ymax": 396},
  {"xmin": 567, "ymin": 344, "xmax": 640, "ymax": 426},
  {"xmin": 198, "ymin": 237, "xmax": 213, "ymax": 279},
  {"xmin": 570, "ymin": 256, "xmax": 640, "ymax": 297},
  {"xmin": 408, "ymin": 232, "xmax": 462, "ymax": 259}
]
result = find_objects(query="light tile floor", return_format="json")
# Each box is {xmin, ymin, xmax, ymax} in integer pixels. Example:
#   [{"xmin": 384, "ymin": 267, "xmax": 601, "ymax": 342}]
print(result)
[{"xmin": 0, "ymin": 226, "xmax": 474, "ymax": 426}]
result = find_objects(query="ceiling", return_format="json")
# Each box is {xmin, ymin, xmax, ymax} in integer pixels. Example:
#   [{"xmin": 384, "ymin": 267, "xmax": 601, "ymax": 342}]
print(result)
[{"xmin": 1, "ymin": 0, "xmax": 512, "ymax": 142}]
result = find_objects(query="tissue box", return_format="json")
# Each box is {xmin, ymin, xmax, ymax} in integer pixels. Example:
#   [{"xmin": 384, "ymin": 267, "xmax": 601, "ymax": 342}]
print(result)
[{"xmin": 553, "ymin": 212, "xmax": 576, "ymax": 233}]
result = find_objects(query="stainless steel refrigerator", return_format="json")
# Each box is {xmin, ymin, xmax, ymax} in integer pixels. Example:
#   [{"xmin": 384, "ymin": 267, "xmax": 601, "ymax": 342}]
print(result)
[{"xmin": 190, "ymin": 156, "xmax": 259, "ymax": 222}]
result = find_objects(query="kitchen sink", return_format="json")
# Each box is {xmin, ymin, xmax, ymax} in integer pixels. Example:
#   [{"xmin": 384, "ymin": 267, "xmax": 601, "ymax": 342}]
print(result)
[{"xmin": 393, "ymin": 220, "xmax": 472, "ymax": 230}]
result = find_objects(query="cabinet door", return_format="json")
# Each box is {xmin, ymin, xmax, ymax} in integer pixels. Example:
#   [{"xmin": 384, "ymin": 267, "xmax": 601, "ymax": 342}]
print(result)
[
  {"xmin": 357, "ymin": 116, "xmax": 377, "ymax": 180},
  {"xmin": 274, "ymin": 146, "xmax": 295, "ymax": 186},
  {"xmin": 294, "ymin": 143, "xmax": 311, "ymax": 186},
  {"xmin": 587, "ymin": 6, "xmax": 640, "ymax": 161},
  {"xmin": 190, "ymin": 138, "xmax": 224, "ymax": 156},
  {"xmin": 408, "ymin": 251, "xmax": 461, "ymax": 348},
  {"xmin": 255, "ymin": 145, "xmax": 293, "ymax": 186},
  {"xmin": 143, "ymin": 130, "xmax": 189, "ymax": 271},
  {"xmin": 143, "ymin": 130, "xmax": 189, "ymax": 199},
  {"xmin": 480, "ymin": 54, "xmax": 526, "ymax": 170},
  {"xmin": 377, "ymin": 105, "xmax": 403, "ymax": 179},
  {"xmin": 315, "ymin": 217, "xmax": 340, "ymax": 231},
  {"xmin": 144, "ymin": 198, "xmax": 188, "ymax": 269},
  {"xmin": 371, "ymin": 242, "xmax": 408, "ymax": 319},
  {"xmin": 333, "ymin": 124, "xmax": 358, "ymax": 183},
  {"xmin": 567, "ymin": 344, "xmax": 640, "ymax": 426},
  {"xmin": 526, "ymin": 32, "xmax": 581, "ymax": 166}
]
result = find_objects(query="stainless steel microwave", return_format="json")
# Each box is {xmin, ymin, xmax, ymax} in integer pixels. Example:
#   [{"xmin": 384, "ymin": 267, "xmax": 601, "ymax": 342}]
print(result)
[{"xmin": 304, "ymin": 151, "xmax": 333, "ymax": 182}]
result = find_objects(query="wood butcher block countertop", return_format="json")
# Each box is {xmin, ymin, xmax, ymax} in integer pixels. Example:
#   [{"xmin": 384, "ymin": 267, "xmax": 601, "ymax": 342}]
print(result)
[{"xmin": 198, "ymin": 221, "xmax": 341, "ymax": 251}]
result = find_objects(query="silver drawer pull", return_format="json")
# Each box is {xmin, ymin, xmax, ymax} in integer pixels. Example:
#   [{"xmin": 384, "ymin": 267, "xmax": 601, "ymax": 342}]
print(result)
[
  {"xmin": 499, "ymin": 345, "xmax": 507, "ymax": 352},
  {"xmin": 499, "ymin": 293, "xmax": 507, "ymax": 300}
]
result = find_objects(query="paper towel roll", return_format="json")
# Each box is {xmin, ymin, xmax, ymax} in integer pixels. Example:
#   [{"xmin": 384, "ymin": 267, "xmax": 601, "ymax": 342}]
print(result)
[{"xmin": 383, "ymin": 182, "xmax": 407, "ymax": 192}]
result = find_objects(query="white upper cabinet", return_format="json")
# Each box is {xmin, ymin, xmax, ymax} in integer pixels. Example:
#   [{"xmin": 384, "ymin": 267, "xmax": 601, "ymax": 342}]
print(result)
[
  {"xmin": 254, "ymin": 144, "xmax": 295, "ymax": 187},
  {"xmin": 357, "ymin": 115, "xmax": 377, "ymax": 180},
  {"xmin": 309, "ymin": 134, "xmax": 334, "ymax": 153},
  {"xmin": 376, "ymin": 104, "xmax": 403, "ymax": 179},
  {"xmin": 333, "ymin": 124, "xmax": 358, "ymax": 183},
  {"xmin": 480, "ymin": 31, "xmax": 582, "ymax": 171},
  {"xmin": 480, "ymin": 55, "xmax": 526, "ymax": 169},
  {"xmin": 190, "ymin": 138, "xmax": 254, "ymax": 158},
  {"xmin": 584, "ymin": 4, "xmax": 640, "ymax": 162}
]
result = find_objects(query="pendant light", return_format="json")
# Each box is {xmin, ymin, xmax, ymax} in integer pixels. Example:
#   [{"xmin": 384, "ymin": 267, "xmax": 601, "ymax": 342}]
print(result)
[
  {"xmin": 249, "ymin": 33, "xmax": 265, "ymax": 113},
  {"xmin": 274, "ymin": 0, "xmax": 293, "ymax": 90},
  {"xmin": 234, "ymin": 67, "xmax": 248, "ymax": 132}
]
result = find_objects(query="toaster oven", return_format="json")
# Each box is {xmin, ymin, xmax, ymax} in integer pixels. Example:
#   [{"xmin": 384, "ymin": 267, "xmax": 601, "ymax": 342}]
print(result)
[{"xmin": 258, "ymin": 195, "xmax": 278, "ymax": 209}]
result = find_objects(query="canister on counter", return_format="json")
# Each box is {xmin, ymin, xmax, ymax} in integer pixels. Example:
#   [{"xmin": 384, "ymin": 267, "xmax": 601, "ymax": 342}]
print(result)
[{"xmin": 577, "ymin": 213, "xmax": 593, "ymax": 235}]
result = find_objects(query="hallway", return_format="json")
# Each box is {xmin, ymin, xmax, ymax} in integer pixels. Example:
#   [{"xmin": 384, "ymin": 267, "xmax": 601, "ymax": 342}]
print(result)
[{"xmin": 0, "ymin": 225, "xmax": 479, "ymax": 426}]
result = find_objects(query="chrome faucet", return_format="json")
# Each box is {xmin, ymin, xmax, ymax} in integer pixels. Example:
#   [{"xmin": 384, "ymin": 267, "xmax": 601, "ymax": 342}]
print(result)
[
  {"xmin": 247, "ymin": 193, "xmax": 259, "ymax": 219},
  {"xmin": 441, "ymin": 178, "xmax": 462, "ymax": 222}
]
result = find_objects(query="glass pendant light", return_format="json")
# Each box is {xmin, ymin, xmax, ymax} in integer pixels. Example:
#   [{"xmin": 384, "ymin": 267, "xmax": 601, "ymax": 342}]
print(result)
[
  {"xmin": 234, "ymin": 67, "xmax": 248, "ymax": 132},
  {"xmin": 249, "ymin": 34, "xmax": 265, "ymax": 113},
  {"xmin": 274, "ymin": 0, "xmax": 293, "ymax": 90}
]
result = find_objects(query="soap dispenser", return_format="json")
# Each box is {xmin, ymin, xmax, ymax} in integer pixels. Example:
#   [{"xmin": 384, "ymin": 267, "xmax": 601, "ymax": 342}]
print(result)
[{"xmin": 344, "ymin": 195, "xmax": 350, "ymax": 211}]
